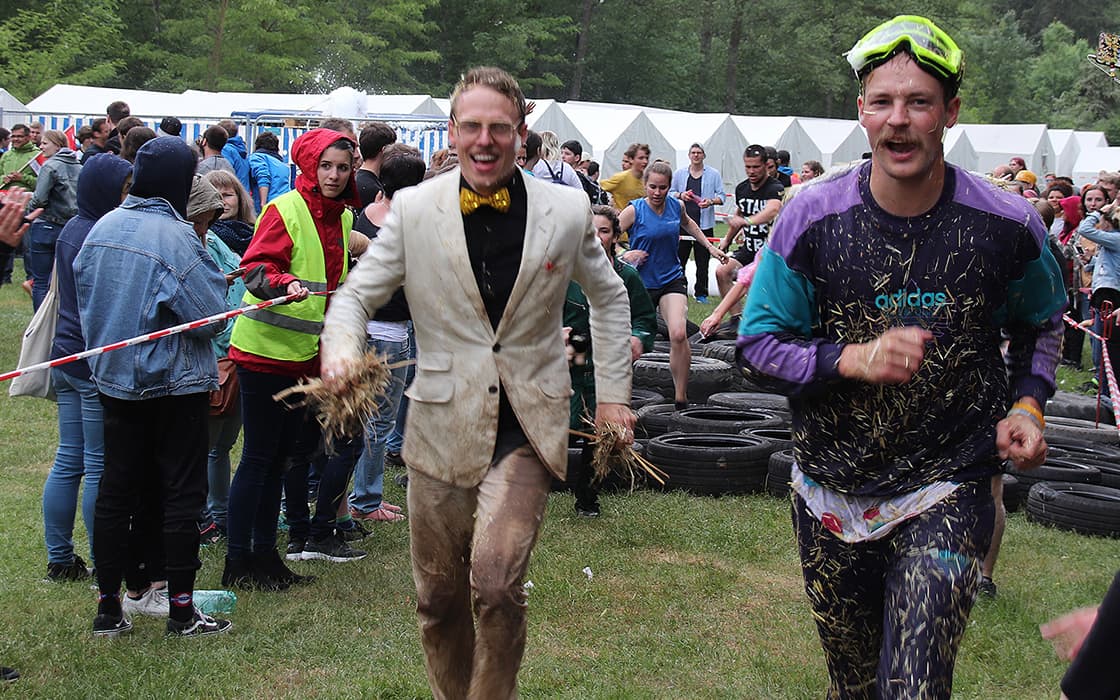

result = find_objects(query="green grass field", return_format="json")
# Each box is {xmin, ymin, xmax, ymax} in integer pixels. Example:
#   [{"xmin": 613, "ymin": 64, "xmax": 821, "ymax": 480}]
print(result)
[{"xmin": 0, "ymin": 272, "xmax": 1115, "ymax": 698}]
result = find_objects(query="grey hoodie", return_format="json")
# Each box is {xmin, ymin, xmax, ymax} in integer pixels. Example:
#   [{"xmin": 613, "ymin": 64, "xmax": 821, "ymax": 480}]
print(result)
[{"xmin": 29, "ymin": 148, "xmax": 82, "ymax": 225}]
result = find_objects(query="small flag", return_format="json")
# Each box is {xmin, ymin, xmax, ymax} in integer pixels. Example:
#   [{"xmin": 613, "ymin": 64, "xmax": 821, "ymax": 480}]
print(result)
[
  {"xmin": 27, "ymin": 151, "xmax": 47, "ymax": 175},
  {"xmin": 64, "ymin": 124, "xmax": 77, "ymax": 151}
]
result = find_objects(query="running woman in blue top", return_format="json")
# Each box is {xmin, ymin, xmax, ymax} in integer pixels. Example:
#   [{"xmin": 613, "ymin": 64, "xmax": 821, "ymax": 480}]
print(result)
[{"xmin": 619, "ymin": 160, "xmax": 728, "ymax": 406}]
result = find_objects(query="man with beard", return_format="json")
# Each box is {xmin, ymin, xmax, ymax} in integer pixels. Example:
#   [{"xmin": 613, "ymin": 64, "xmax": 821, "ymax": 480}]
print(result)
[{"xmin": 714, "ymin": 143, "xmax": 783, "ymax": 297}]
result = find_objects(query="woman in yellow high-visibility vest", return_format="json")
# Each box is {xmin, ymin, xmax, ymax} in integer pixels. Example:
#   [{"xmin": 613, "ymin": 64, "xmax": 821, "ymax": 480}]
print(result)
[{"xmin": 224, "ymin": 127, "xmax": 366, "ymax": 590}]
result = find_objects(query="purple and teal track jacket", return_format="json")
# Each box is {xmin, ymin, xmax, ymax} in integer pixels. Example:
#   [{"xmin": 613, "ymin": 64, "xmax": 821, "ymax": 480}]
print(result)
[{"xmin": 737, "ymin": 161, "xmax": 1066, "ymax": 497}]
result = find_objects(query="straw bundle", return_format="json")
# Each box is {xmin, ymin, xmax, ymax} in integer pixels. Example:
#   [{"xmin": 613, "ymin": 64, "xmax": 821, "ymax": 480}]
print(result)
[
  {"xmin": 571, "ymin": 422, "xmax": 669, "ymax": 489},
  {"xmin": 273, "ymin": 352, "xmax": 403, "ymax": 448}
]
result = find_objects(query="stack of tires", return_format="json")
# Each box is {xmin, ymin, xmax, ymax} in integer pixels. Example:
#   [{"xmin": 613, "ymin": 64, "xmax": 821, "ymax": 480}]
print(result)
[
  {"xmin": 629, "ymin": 385, "xmax": 793, "ymax": 496},
  {"xmin": 628, "ymin": 316, "xmax": 797, "ymax": 497},
  {"xmin": 1014, "ymin": 408, "xmax": 1120, "ymax": 539}
]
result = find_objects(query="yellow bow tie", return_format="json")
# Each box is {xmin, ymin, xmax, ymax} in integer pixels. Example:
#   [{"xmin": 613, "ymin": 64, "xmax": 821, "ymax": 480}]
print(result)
[{"xmin": 460, "ymin": 186, "xmax": 511, "ymax": 215}]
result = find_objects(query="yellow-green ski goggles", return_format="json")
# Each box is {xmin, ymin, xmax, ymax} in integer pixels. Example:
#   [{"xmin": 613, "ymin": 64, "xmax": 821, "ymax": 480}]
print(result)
[{"xmin": 846, "ymin": 15, "xmax": 963, "ymax": 91}]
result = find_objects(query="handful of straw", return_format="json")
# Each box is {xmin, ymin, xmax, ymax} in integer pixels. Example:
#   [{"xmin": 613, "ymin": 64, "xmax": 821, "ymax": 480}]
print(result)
[
  {"xmin": 273, "ymin": 352, "xmax": 407, "ymax": 448},
  {"xmin": 570, "ymin": 422, "xmax": 669, "ymax": 490}
]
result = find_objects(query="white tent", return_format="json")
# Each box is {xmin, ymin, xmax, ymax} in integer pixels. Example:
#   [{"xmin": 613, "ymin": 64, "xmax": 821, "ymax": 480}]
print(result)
[
  {"xmin": 1075, "ymin": 131, "xmax": 1109, "ymax": 150},
  {"xmin": 28, "ymin": 83, "xmax": 444, "ymax": 121},
  {"xmin": 729, "ymin": 116, "xmax": 816, "ymax": 169},
  {"xmin": 531, "ymin": 101, "xmax": 675, "ymax": 177},
  {"xmin": 793, "ymin": 117, "xmax": 870, "ymax": 168},
  {"xmin": 1071, "ymin": 147, "xmax": 1120, "ymax": 186},
  {"xmin": 942, "ymin": 128, "xmax": 978, "ymax": 171},
  {"xmin": 953, "ymin": 123, "xmax": 1052, "ymax": 175},
  {"xmin": 643, "ymin": 110, "xmax": 746, "ymax": 190},
  {"xmin": 1048, "ymin": 129, "xmax": 1079, "ymax": 178},
  {"xmin": 0, "ymin": 88, "xmax": 31, "ymax": 128}
]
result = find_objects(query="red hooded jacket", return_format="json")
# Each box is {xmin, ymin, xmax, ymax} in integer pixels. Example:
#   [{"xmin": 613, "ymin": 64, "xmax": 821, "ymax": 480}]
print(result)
[{"xmin": 231, "ymin": 128, "xmax": 360, "ymax": 377}]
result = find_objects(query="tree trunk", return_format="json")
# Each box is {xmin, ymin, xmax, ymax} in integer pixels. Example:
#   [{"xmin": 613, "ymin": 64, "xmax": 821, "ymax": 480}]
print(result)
[
  {"xmin": 724, "ymin": 12, "xmax": 742, "ymax": 112},
  {"xmin": 569, "ymin": 0, "xmax": 597, "ymax": 100},
  {"xmin": 698, "ymin": 1, "xmax": 714, "ymax": 77},
  {"xmin": 209, "ymin": 0, "xmax": 230, "ymax": 82}
]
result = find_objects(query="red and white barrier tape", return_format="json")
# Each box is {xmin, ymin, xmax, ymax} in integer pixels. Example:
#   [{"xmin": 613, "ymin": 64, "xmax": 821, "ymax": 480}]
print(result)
[
  {"xmin": 1061, "ymin": 313, "xmax": 1120, "ymax": 432},
  {"xmin": 1, "ymin": 290, "xmax": 323, "ymax": 384}
]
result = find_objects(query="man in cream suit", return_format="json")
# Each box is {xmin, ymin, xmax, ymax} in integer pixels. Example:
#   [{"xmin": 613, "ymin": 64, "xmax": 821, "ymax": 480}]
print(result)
[{"xmin": 320, "ymin": 67, "xmax": 635, "ymax": 699}]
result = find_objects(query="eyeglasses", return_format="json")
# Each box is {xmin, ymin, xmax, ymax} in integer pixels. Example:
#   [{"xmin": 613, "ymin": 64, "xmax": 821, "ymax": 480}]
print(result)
[
  {"xmin": 452, "ymin": 119, "xmax": 519, "ymax": 141},
  {"xmin": 847, "ymin": 15, "xmax": 963, "ymax": 86}
]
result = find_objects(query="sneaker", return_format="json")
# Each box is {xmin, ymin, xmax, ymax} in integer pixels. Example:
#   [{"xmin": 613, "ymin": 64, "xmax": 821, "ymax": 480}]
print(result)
[
  {"xmin": 349, "ymin": 505, "xmax": 405, "ymax": 522},
  {"xmin": 198, "ymin": 518, "xmax": 223, "ymax": 546},
  {"xmin": 166, "ymin": 607, "xmax": 233, "ymax": 637},
  {"xmin": 46, "ymin": 555, "xmax": 90, "ymax": 582},
  {"xmin": 393, "ymin": 473, "xmax": 409, "ymax": 489},
  {"xmin": 92, "ymin": 612, "xmax": 132, "ymax": 637},
  {"xmin": 385, "ymin": 451, "xmax": 405, "ymax": 469},
  {"xmin": 285, "ymin": 537, "xmax": 307, "ymax": 562},
  {"xmin": 695, "ymin": 295, "xmax": 708, "ymax": 304},
  {"xmin": 301, "ymin": 534, "xmax": 367, "ymax": 562},
  {"xmin": 0, "ymin": 667, "xmax": 18, "ymax": 683},
  {"xmin": 337, "ymin": 520, "xmax": 370, "ymax": 542},
  {"xmin": 122, "ymin": 586, "xmax": 170, "ymax": 618},
  {"xmin": 978, "ymin": 576, "xmax": 998, "ymax": 598},
  {"xmin": 575, "ymin": 502, "xmax": 601, "ymax": 518}
]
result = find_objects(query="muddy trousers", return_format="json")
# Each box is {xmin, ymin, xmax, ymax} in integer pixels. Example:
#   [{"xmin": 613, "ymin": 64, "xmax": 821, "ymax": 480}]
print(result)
[
  {"xmin": 407, "ymin": 445, "xmax": 553, "ymax": 700},
  {"xmin": 792, "ymin": 480, "xmax": 994, "ymax": 700}
]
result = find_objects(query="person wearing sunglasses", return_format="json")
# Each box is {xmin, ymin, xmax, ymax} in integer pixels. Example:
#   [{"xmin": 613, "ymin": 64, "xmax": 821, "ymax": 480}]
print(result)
[{"xmin": 737, "ymin": 16, "xmax": 1066, "ymax": 698}]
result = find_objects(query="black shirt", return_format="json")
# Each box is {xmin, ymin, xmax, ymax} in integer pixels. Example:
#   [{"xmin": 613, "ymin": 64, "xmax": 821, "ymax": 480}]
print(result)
[
  {"xmin": 461, "ymin": 170, "xmax": 530, "ymax": 463},
  {"xmin": 355, "ymin": 169, "xmax": 383, "ymax": 208},
  {"xmin": 732, "ymin": 176, "xmax": 785, "ymax": 265},
  {"xmin": 352, "ymin": 210, "xmax": 410, "ymax": 322},
  {"xmin": 684, "ymin": 174, "xmax": 703, "ymax": 225}
]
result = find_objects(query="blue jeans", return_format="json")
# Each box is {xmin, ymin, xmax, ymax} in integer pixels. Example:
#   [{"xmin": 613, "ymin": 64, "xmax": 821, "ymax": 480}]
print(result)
[
  {"xmin": 350, "ymin": 335, "xmax": 411, "ymax": 513},
  {"xmin": 207, "ymin": 406, "xmax": 242, "ymax": 529},
  {"xmin": 28, "ymin": 219, "xmax": 61, "ymax": 311},
  {"xmin": 386, "ymin": 324, "xmax": 416, "ymax": 455},
  {"xmin": 43, "ymin": 369, "xmax": 104, "ymax": 566}
]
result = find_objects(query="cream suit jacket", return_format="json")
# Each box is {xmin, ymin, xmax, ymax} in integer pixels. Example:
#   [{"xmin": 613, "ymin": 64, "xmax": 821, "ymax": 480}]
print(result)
[{"xmin": 321, "ymin": 170, "xmax": 633, "ymax": 487}]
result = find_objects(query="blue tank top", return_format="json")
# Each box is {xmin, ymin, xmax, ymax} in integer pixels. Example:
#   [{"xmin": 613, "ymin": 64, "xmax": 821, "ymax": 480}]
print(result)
[{"xmin": 630, "ymin": 197, "xmax": 684, "ymax": 289}]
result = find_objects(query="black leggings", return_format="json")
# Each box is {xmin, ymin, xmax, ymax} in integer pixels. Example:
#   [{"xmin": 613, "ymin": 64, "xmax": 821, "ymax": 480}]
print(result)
[{"xmin": 792, "ymin": 481, "xmax": 994, "ymax": 699}]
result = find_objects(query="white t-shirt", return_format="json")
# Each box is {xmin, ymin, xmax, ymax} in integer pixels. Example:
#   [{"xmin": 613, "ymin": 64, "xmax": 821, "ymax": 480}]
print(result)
[{"xmin": 532, "ymin": 159, "xmax": 582, "ymax": 189}]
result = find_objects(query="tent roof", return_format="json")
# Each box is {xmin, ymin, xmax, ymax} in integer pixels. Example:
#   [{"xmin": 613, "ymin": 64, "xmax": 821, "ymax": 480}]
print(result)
[
  {"xmin": 942, "ymin": 129, "xmax": 977, "ymax": 171},
  {"xmin": 27, "ymin": 84, "xmax": 443, "ymax": 121},
  {"xmin": 0, "ymin": 88, "xmax": 29, "ymax": 113},
  {"xmin": 1071, "ymin": 146, "xmax": 1120, "ymax": 185},
  {"xmin": 793, "ymin": 118, "xmax": 870, "ymax": 168},
  {"xmin": 953, "ymin": 123, "xmax": 1051, "ymax": 173}
]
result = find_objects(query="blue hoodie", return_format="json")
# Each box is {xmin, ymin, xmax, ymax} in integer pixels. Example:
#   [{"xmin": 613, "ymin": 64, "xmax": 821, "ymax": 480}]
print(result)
[
  {"xmin": 50, "ymin": 153, "xmax": 133, "ymax": 379},
  {"xmin": 222, "ymin": 135, "xmax": 252, "ymax": 194},
  {"xmin": 75, "ymin": 137, "xmax": 228, "ymax": 400}
]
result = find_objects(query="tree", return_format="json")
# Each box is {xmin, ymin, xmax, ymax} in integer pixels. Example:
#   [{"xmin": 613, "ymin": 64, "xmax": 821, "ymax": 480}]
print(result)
[{"xmin": 0, "ymin": 0, "xmax": 125, "ymax": 102}]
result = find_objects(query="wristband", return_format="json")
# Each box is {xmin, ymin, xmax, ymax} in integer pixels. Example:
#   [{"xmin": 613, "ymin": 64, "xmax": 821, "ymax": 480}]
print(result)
[{"xmin": 1008, "ymin": 402, "xmax": 1044, "ymax": 429}]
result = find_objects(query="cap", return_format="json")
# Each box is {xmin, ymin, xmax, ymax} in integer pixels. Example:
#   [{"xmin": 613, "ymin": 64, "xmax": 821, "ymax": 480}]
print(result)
[{"xmin": 159, "ymin": 117, "xmax": 182, "ymax": 137}]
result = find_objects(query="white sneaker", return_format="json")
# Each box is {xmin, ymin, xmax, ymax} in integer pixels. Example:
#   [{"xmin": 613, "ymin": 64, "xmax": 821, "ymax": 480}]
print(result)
[{"xmin": 122, "ymin": 587, "xmax": 170, "ymax": 618}]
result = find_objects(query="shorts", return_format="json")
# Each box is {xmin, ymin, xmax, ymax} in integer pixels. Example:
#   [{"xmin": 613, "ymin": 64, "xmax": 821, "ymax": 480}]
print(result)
[
  {"xmin": 646, "ymin": 277, "xmax": 687, "ymax": 307},
  {"xmin": 732, "ymin": 246, "xmax": 756, "ymax": 266}
]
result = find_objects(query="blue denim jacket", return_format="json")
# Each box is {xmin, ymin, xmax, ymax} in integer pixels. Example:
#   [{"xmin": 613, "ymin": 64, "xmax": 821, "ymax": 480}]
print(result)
[
  {"xmin": 1079, "ymin": 212, "xmax": 1120, "ymax": 294},
  {"xmin": 74, "ymin": 195, "xmax": 228, "ymax": 400}
]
